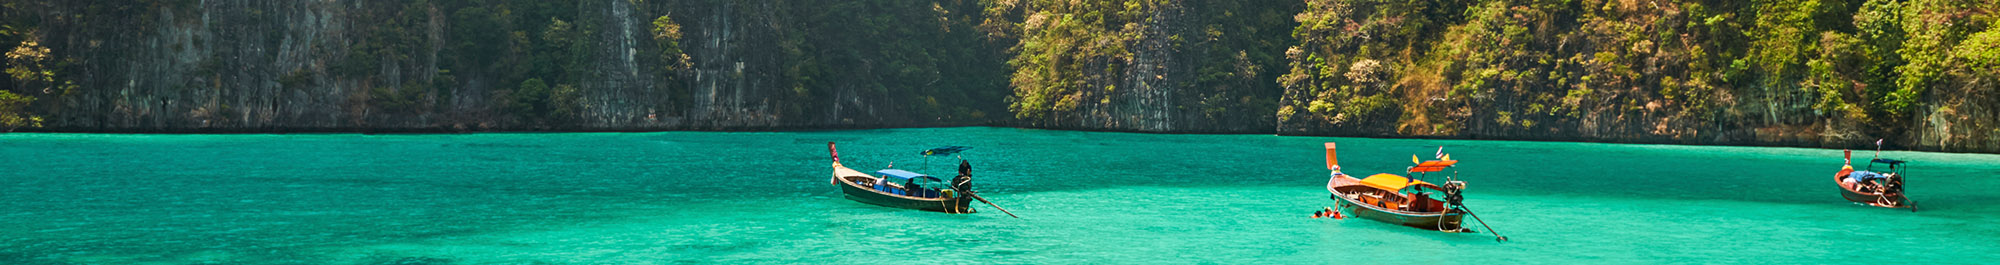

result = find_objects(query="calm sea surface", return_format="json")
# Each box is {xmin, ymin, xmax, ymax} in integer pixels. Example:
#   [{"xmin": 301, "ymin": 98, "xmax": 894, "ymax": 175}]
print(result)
[{"xmin": 3, "ymin": 127, "xmax": 1996, "ymax": 264}]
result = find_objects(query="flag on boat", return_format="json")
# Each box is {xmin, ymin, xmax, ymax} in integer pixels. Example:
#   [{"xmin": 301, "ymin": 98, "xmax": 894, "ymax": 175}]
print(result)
[{"xmin": 1435, "ymin": 146, "xmax": 1445, "ymax": 159}]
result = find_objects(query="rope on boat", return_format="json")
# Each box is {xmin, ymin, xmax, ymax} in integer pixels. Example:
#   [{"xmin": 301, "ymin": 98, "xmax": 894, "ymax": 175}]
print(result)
[{"xmin": 1435, "ymin": 210, "xmax": 1452, "ymax": 232}]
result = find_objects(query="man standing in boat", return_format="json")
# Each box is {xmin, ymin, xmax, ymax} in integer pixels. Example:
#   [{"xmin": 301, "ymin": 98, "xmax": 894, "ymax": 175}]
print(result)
[
  {"xmin": 953, "ymin": 158, "xmax": 1020, "ymax": 217},
  {"xmin": 953, "ymin": 159, "xmax": 974, "ymax": 198}
]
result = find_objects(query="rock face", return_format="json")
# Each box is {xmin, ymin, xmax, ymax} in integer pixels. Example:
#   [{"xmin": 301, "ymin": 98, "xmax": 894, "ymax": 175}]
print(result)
[
  {"xmin": 1912, "ymin": 72, "xmax": 2000, "ymax": 153},
  {"xmin": 25, "ymin": 0, "xmax": 361, "ymax": 131},
  {"xmin": 986, "ymin": 0, "xmax": 1299, "ymax": 133},
  {"xmin": 4, "ymin": 0, "xmax": 1998, "ymax": 153},
  {"xmin": 7, "ymin": 0, "xmax": 1006, "ymax": 132}
]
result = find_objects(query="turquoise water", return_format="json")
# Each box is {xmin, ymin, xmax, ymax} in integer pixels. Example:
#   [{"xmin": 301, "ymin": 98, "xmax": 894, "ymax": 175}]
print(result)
[{"xmin": 3, "ymin": 127, "xmax": 1996, "ymax": 264}]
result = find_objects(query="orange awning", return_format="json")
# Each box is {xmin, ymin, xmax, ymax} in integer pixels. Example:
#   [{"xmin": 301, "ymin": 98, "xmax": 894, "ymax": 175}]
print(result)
[
  {"xmin": 1358, "ymin": 173, "xmax": 1431, "ymax": 191},
  {"xmin": 1409, "ymin": 160, "xmax": 1458, "ymax": 173}
]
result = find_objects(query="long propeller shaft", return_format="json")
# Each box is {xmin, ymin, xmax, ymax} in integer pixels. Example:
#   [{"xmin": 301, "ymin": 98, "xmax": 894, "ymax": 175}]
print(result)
[
  {"xmin": 1460, "ymin": 208, "xmax": 1507, "ymax": 242},
  {"xmin": 970, "ymin": 193, "xmax": 1019, "ymax": 218}
]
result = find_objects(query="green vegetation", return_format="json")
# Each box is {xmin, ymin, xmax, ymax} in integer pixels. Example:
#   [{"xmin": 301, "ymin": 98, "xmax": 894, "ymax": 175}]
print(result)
[
  {"xmin": 1279, "ymin": 0, "xmax": 2000, "ymax": 138},
  {"xmin": 982, "ymin": 0, "xmax": 1163, "ymax": 119},
  {"xmin": 651, "ymin": 14, "xmax": 689, "ymax": 71},
  {"xmin": 0, "ymin": 90, "xmax": 35, "ymax": 131},
  {"xmin": 439, "ymin": 0, "xmax": 597, "ymax": 122},
  {"xmin": 981, "ymin": 0, "xmax": 1298, "ymax": 127},
  {"xmin": 767, "ymin": 0, "xmax": 1012, "ymax": 123},
  {"xmin": 1, "ymin": 0, "xmax": 1995, "ymax": 141},
  {"xmin": 1278, "ymin": 0, "xmax": 1468, "ymax": 132},
  {"xmin": 2, "ymin": 24, "xmax": 55, "ymax": 131},
  {"xmin": 503, "ymin": 78, "xmax": 580, "ymax": 124}
]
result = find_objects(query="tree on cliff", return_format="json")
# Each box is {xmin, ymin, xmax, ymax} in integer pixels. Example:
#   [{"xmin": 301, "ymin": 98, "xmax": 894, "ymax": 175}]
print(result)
[
  {"xmin": 504, "ymin": 78, "xmax": 579, "ymax": 126},
  {"xmin": 0, "ymin": 90, "xmax": 34, "ymax": 132},
  {"xmin": 2, "ymin": 29, "xmax": 53, "ymax": 132}
]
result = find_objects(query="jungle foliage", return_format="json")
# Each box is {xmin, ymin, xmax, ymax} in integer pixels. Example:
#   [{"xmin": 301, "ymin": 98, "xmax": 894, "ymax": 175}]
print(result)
[
  {"xmin": 981, "ymin": 0, "xmax": 1300, "ymax": 128},
  {"xmin": 1, "ymin": 0, "xmax": 1996, "ymax": 139},
  {"xmin": 1278, "ymin": 0, "xmax": 1999, "ymax": 140},
  {"xmin": 774, "ymin": 0, "xmax": 1014, "ymax": 123}
]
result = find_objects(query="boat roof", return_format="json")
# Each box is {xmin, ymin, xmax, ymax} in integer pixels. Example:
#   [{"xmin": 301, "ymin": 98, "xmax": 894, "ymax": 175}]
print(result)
[
  {"xmin": 1408, "ymin": 160, "xmax": 1457, "ymax": 173},
  {"xmin": 874, "ymin": 169, "xmax": 942, "ymax": 182},
  {"xmin": 922, "ymin": 146, "xmax": 971, "ymax": 156},
  {"xmin": 1358, "ymin": 173, "xmax": 1434, "ymax": 191},
  {"xmin": 1872, "ymin": 158, "xmax": 1906, "ymax": 165}
]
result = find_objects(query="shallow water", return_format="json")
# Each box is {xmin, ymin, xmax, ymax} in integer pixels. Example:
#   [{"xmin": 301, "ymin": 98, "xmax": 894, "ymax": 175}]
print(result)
[{"xmin": 2, "ymin": 127, "xmax": 1995, "ymax": 264}]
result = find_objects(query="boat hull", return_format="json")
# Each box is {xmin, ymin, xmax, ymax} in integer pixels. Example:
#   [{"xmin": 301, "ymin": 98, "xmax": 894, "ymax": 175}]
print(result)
[
  {"xmin": 1836, "ymin": 175, "xmax": 1912, "ymax": 209},
  {"xmin": 829, "ymin": 162, "xmax": 974, "ymax": 213},
  {"xmin": 1332, "ymin": 193, "xmax": 1467, "ymax": 232},
  {"xmin": 835, "ymin": 179, "xmax": 974, "ymax": 213},
  {"xmin": 1326, "ymin": 174, "xmax": 1466, "ymax": 232}
]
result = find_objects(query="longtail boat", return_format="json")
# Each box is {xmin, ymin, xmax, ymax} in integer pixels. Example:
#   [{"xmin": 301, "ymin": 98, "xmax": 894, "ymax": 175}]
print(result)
[
  {"xmin": 826, "ymin": 142, "xmax": 1017, "ymax": 216},
  {"xmin": 1320, "ymin": 142, "xmax": 1506, "ymax": 241},
  {"xmin": 1835, "ymin": 149, "xmax": 1916, "ymax": 211}
]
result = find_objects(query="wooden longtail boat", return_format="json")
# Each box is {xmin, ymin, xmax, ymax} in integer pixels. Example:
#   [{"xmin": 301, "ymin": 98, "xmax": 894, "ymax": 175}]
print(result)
[
  {"xmin": 1835, "ymin": 149, "xmax": 1916, "ymax": 211},
  {"xmin": 1328, "ymin": 172, "xmax": 1467, "ymax": 232},
  {"xmin": 1320, "ymin": 142, "xmax": 1504, "ymax": 241},
  {"xmin": 827, "ymin": 142, "xmax": 976, "ymax": 213}
]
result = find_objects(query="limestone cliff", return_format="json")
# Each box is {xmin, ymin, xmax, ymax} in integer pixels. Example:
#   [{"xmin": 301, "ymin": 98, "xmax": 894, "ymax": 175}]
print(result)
[
  {"xmin": 4, "ymin": 0, "xmax": 1998, "ymax": 154},
  {"xmin": 1, "ymin": 0, "xmax": 1007, "ymax": 132},
  {"xmin": 982, "ymin": 0, "xmax": 1300, "ymax": 133}
]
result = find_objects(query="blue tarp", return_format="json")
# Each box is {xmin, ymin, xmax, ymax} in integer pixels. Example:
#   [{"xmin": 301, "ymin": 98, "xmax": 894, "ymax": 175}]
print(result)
[
  {"xmin": 875, "ymin": 169, "xmax": 941, "ymax": 182},
  {"xmin": 1850, "ymin": 171, "xmax": 1887, "ymax": 181}
]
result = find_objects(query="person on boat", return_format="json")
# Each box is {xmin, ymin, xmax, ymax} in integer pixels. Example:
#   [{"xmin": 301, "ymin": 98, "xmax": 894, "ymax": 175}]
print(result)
[
  {"xmin": 1848, "ymin": 169, "xmax": 1890, "ymax": 193},
  {"xmin": 873, "ymin": 176, "xmax": 889, "ymax": 192},
  {"xmin": 1837, "ymin": 165, "xmax": 1858, "ymax": 190},
  {"xmin": 1408, "ymin": 191, "xmax": 1430, "ymax": 212},
  {"xmin": 952, "ymin": 160, "xmax": 974, "ymax": 198}
]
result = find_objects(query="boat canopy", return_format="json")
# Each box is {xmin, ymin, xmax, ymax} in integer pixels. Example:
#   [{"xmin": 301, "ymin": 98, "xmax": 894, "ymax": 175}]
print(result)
[
  {"xmin": 1358, "ymin": 173, "xmax": 1433, "ymax": 191},
  {"xmin": 875, "ymin": 169, "xmax": 943, "ymax": 182},
  {"xmin": 922, "ymin": 146, "xmax": 972, "ymax": 156},
  {"xmin": 1409, "ymin": 160, "xmax": 1458, "ymax": 173},
  {"xmin": 1872, "ymin": 158, "xmax": 1906, "ymax": 165}
]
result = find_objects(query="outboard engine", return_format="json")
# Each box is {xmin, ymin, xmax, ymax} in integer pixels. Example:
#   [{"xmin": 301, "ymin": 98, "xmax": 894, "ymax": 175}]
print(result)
[{"xmin": 1441, "ymin": 180, "xmax": 1468, "ymax": 209}]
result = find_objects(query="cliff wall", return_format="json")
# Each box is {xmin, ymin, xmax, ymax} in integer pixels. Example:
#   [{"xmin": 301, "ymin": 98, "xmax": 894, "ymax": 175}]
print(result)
[
  {"xmin": 981, "ymin": 0, "xmax": 1300, "ymax": 133},
  {"xmin": 3, "ymin": 0, "xmax": 1998, "ymax": 153},
  {"xmin": 0, "ymin": 0, "xmax": 1008, "ymax": 132}
]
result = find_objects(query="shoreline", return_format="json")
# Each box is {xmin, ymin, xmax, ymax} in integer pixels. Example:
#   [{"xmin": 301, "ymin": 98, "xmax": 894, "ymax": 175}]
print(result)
[{"xmin": 5, "ymin": 125, "xmax": 1984, "ymax": 155}]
